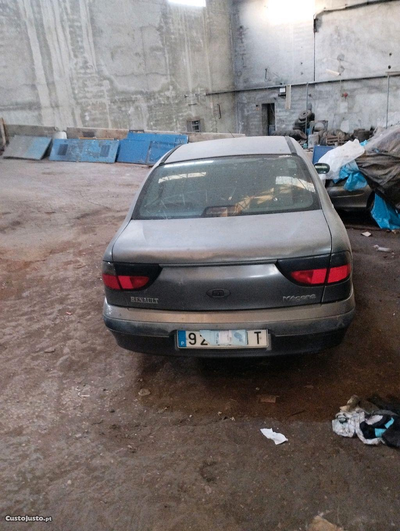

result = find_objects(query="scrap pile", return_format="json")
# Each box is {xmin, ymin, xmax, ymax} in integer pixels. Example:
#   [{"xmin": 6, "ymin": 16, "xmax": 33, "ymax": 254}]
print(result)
[
  {"xmin": 319, "ymin": 125, "xmax": 400, "ymax": 230},
  {"xmin": 273, "ymin": 110, "xmax": 359, "ymax": 147},
  {"xmin": 357, "ymin": 126, "xmax": 400, "ymax": 212}
]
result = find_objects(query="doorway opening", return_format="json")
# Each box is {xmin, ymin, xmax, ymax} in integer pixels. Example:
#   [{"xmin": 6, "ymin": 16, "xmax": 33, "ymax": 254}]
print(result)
[{"xmin": 261, "ymin": 103, "xmax": 276, "ymax": 136}]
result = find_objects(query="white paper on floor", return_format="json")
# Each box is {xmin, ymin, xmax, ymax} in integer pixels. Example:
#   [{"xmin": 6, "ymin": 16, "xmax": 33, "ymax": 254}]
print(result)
[{"xmin": 260, "ymin": 428, "xmax": 288, "ymax": 445}]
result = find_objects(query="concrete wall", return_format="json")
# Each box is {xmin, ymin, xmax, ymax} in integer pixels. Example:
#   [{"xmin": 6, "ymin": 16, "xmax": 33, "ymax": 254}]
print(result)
[
  {"xmin": 0, "ymin": 0, "xmax": 236, "ymax": 133},
  {"xmin": 233, "ymin": 0, "xmax": 315, "ymax": 89},
  {"xmin": 232, "ymin": 0, "xmax": 400, "ymax": 134},
  {"xmin": 236, "ymin": 76, "xmax": 400, "ymax": 136},
  {"xmin": 2, "ymin": 0, "xmax": 399, "ymax": 136}
]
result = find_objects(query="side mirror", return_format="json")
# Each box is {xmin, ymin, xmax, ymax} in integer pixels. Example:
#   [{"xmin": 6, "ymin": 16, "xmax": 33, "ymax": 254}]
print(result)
[{"xmin": 314, "ymin": 162, "xmax": 330, "ymax": 175}]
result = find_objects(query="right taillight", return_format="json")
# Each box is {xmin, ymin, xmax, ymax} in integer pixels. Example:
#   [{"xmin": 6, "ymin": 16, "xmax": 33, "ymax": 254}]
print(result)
[
  {"xmin": 327, "ymin": 263, "xmax": 351, "ymax": 284},
  {"xmin": 290, "ymin": 268, "xmax": 327, "ymax": 285},
  {"xmin": 279, "ymin": 252, "xmax": 351, "ymax": 286}
]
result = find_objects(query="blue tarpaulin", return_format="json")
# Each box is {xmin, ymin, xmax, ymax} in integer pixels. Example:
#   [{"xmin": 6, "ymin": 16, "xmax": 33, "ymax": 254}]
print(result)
[
  {"xmin": 117, "ymin": 132, "xmax": 188, "ymax": 165},
  {"xmin": 336, "ymin": 161, "xmax": 368, "ymax": 191},
  {"xmin": 371, "ymin": 195, "xmax": 400, "ymax": 230},
  {"xmin": 49, "ymin": 139, "xmax": 119, "ymax": 163},
  {"xmin": 4, "ymin": 135, "xmax": 52, "ymax": 160}
]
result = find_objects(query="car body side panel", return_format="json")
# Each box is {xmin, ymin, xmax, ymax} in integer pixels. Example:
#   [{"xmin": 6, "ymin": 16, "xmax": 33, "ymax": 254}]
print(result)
[
  {"xmin": 326, "ymin": 181, "xmax": 372, "ymax": 210},
  {"xmin": 103, "ymin": 155, "xmax": 168, "ymax": 262},
  {"xmin": 296, "ymin": 142, "xmax": 352, "ymax": 255}
]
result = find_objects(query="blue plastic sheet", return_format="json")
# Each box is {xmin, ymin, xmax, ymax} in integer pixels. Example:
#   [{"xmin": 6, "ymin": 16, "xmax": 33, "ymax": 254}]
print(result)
[
  {"xmin": 337, "ymin": 161, "xmax": 368, "ymax": 191},
  {"xmin": 344, "ymin": 171, "xmax": 368, "ymax": 191},
  {"xmin": 371, "ymin": 195, "xmax": 400, "ymax": 230}
]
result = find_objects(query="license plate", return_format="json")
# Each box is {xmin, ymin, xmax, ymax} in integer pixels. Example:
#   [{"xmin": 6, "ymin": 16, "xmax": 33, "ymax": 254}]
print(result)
[{"xmin": 177, "ymin": 329, "xmax": 269, "ymax": 349}]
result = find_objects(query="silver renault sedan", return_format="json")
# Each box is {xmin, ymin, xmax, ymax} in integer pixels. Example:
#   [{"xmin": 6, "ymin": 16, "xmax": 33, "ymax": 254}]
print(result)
[{"xmin": 103, "ymin": 137, "xmax": 355, "ymax": 357}]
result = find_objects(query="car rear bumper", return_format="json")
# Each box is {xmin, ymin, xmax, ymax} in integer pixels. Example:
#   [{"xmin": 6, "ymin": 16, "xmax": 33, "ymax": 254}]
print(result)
[{"xmin": 103, "ymin": 291, "xmax": 355, "ymax": 357}]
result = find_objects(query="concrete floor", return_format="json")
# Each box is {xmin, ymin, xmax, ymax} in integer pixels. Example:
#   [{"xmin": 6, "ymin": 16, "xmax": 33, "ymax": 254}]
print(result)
[{"xmin": 0, "ymin": 158, "xmax": 399, "ymax": 531}]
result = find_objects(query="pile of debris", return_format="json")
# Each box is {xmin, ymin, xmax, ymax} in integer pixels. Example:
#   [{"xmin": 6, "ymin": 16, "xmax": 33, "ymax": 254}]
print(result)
[
  {"xmin": 319, "ymin": 125, "xmax": 400, "ymax": 230},
  {"xmin": 273, "ymin": 110, "xmax": 374, "ymax": 148},
  {"xmin": 357, "ymin": 126, "xmax": 400, "ymax": 212},
  {"xmin": 333, "ymin": 395, "xmax": 400, "ymax": 448},
  {"xmin": 273, "ymin": 110, "xmax": 362, "ymax": 147}
]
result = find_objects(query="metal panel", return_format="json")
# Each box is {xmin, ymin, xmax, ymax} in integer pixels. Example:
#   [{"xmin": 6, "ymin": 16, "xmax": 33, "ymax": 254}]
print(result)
[
  {"xmin": 146, "ymin": 140, "xmax": 181, "ymax": 164},
  {"xmin": 49, "ymin": 139, "xmax": 119, "ymax": 163},
  {"xmin": 3, "ymin": 135, "xmax": 52, "ymax": 160},
  {"xmin": 117, "ymin": 133, "xmax": 150, "ymax": 164},
  {"xmin": 312, "ymin": 145, "xmax": 334, "ymax": 164},
  {"xmin": 117, "ymin": 132, "xmax": 188, "ymax": 165}
]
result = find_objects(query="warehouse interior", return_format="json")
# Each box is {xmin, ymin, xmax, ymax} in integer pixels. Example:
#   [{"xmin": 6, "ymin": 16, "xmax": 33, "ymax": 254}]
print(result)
[
  {"xmin": 1, "ymin": 0, "xmax": 400, "ymax": 135},
  {"xmin": 1, "ymin": 1, "xmax": 399, "ymax": 530}
]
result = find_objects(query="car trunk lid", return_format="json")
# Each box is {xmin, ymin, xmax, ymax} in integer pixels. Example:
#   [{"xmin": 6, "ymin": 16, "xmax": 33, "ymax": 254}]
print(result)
[
  {"xmin": 112, "ymin": 210, "xmax": 331, "ymax": 264},
  {"xmin": 108, "ymin": 210, "xmax": 332, "ymax": 311}
]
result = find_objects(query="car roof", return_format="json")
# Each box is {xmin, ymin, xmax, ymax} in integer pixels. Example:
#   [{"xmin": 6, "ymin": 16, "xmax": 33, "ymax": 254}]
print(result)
[{"xmin": 165, "ymin": 136, "xmax": 294, "ymax": 163}]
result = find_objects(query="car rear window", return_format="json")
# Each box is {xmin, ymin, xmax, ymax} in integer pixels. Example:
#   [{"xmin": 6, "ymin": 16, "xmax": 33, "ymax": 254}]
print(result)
[{"xmin": 134, "ymin": 155, "xmax": 320, "ymax": 220}]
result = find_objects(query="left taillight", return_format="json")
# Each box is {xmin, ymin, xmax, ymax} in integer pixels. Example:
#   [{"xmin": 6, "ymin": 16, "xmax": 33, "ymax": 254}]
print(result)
[
  {"xmin": 103, "ymin": 273, "xmax": 122, "ymax": 290},
  {"xmin": 102, "ymin": 261, "xmax": 121, "ymax": 289},
  {"xmin": 118, "ymin": 275, "xmax": 150, "ymax": 290},
  {"xmin": 102, "ymin": 262, "xmax": 160, "ymax": 291}
]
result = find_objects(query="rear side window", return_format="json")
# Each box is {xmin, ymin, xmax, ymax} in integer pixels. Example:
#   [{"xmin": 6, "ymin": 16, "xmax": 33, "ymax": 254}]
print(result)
[{"xmin": 134, "ymin": 155, "xmax": 320, "ymax": 220}]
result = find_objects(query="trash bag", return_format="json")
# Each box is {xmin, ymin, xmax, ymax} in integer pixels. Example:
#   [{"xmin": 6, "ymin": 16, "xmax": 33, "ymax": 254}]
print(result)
[
  {"xmin": 357, "ymin": 125, "xmax": 400, "ymax": 210},
  {"xmin": 332, "ymin": 395, "xmax": 400, "ymax": 448},
  {"xmin": 332, "ymin": 409, "xmax": 380, "ymax": 445},
  {"xmin": 319, "ymin": 139, "xmax": 365, "ymax": 180},
  {"xmin": 360, "ymin": 415, "xmax": 400, "ymax": 448},
  {"xmin": 371, "ymin": 194, "xmax": 400, "ymax": 230}
]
